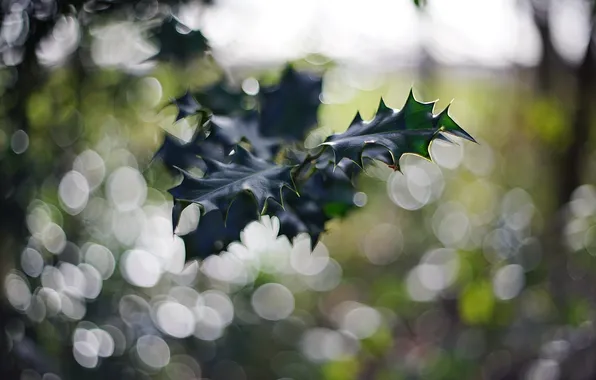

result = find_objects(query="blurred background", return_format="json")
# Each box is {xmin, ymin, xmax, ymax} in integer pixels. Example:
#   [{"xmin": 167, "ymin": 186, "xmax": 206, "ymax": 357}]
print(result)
[{"xmin": 2, "ymin": 0, "xmax": 596, "ymax": 379}]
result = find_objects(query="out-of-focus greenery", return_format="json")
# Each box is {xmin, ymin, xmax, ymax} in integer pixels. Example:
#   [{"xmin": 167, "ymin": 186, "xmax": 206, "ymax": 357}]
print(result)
[{"xmin": 2, "ymin": 1, "xmax": 596, "ymax": 380}]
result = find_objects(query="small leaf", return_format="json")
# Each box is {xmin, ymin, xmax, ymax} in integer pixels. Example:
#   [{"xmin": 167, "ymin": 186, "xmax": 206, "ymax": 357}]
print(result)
[
  {"xmin": 168, "ymin": 145, "xmax": 296, "ymax": 217},
  {"xmin": 259, "ymin": 66, "xmax": 322, "ymax": 141},
  {"xmin": 319, "ymin": 90, "xmax": 474, "ymax": 170}
]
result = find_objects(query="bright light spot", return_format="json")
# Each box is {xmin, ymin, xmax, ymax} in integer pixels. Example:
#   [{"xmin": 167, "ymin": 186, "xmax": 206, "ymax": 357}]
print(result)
[
  {"xmin": 78, "ymin": 264, "xmax": 103, "ymax": 299},
  {"xmin": 119, "ymin": 295, "xmax": 151, "ymax": 325},
  {"xmin": 73, "ymin": 328, "xmax": 99, "ymax": 368},
  {"xmin": 201, "ymin": 291, "xmax": 235, "ymax": 326},
  {"xmin": 194, "ymin": 306, "xmax": 225, "ymax": 341},
  {"xmin": 290, "ymin": 236, "xmax": 329, "ymax": 276},
  {"xmin": 242, "ymin": 77, "xmax": 259, "ymax": 95},
  {"xmin": 301, "ymin": 328, "xmax": 359, "ymax": 362},
  {"xmin": 11, "ymin": 130, "xmax": 29, "ymax": 154},
  {"xmin": 431, "ymin": 138, "xmax": 463, "ymax": 170},
  {"xmin": 338, "ymin": 304, "xmax": 382, "ymax": 339},
  {"xmin": 37, "ymin": 16, "xmax": 80, "ymax": 66},
  {"xmin": 251, "ymin": 283, "xmax": 295, "ymax": 321},
  {"xmin": 526, "ymin": 359, "xmax": 560, "ymax": 380},
  {"xmin": 432, "ymin": 203, "xmax": 471, "ymax": 248},
  {"xmin": 302, "ymin": 258, "xmax": 342, "ymax": 292},
  {"xmin": 41, "ymin": 266, "xmax": 65, "ymax": 291},
  {"xmin": 121, "ymin": 249, "xmax": 162, "ymax": 288},
  {"xmin": 106, "ymin": 166, "xmax": 147, "ymax": 212},
  {"xmin": 73, "ymin": 150, "xmax": 106, "ymax": 191},
  {"xmin": 418, "ymin": 248, "xmax": 460, "ymax": 292},
  {"xmin": 112, "ymin": 209, "xmax": 146, "ymax": 246},
  {"xmin": 83, "ymin": 243, "xmax": 115, "ymax": 280},
  {"xmin": 387, "ymin": 157, "xmax": 443, "ymax": 210},
  {"xmin": 37, "ymin": 287, "xmax": 62, "ymax": 316},
  {"xmin": 353, "ymin": 192, "xmax": 368, "ymax": 207},
  {"xmin": 5, "ymin": 273, "xmax": 31, "ymax": 311},
  {"xmin": 570, "ymin": 185, "xmax": 596, "ymax": 219},
  {"xmin": 136, "ymin": 335, "xmax": 170, "ymax": 369},
  {"xmin": 26, "ymin": 202, "xmax": 52, "ymax": 237},
  {"xmin": 90, "ymin": 328, "xmax": 115, "ymax": 358},
  {"xmin": 463, "ymin": 138, "xmax": 494, "ymax": 176},
  {"xmin": 175, "ymin": 203, "xmax": 201, "ymax": 236},
  {"xmin": 138, "ymin": 77, "xmax": 163, "ymax": 107},
  {"xmin": 501, "ymin": 188, "xmax": 535, "ymax": 231},
  {"xmin": 21, "ymin": 247, "xmax": 44, "ymax": 278},
  {"xmin": 156, "ymin": 301, "xmax": 195, "ymax": 338},
  {"xmin": 202, "ymin": 252, "xmax": 252, "ymax": 285},
  {"xmin": 59, "ymin": 263, "xmax": 86, "ymax": 299},
  {"xmin": 406, "ymin": 266, "xmax": 437, "ymax": 302},
  {"xmin": 549, "ymin": 0, "xmax": 591, "ymax": 65},
  {"xmin": 60, "ymin": 293, "xmax": 86, "ymax": 320},
  {"xmin": 73, "ymin": 340, "xmax": 98, "ymax": 368},
  {"xmin": 493, "ymin": 264, "xmax": 525, "ymax": 300},
  {"xmin": 90, "ymin": 22, "xmax": 158, "ymax": 70},
  {"xmin": 59, "ymin": 171, "xmax": 90, "ymax": 215},
  {"xmin": 42, "ymin": 223, "xmax": 66, "ymax": 254}
]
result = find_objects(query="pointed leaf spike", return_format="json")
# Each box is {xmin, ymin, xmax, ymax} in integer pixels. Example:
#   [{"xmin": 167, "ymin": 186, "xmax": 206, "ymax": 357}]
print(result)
[
  {"xmin": 377, "ymin": 97, "xmax": 391, "ymax": 114},
  {"xmin": 172, "ymin": 200, "xmax": 184, "ymax": 234},
  {"xmin": 435, "ymin": 132, "xmax": 457, "ymax": 145},
  {"xmin": 403, "ymin": 88, "xmax": 436, "ymax": 117},
  {"xmin": 173, "ymin": 90, "xmax": 201, "ymax": 121},
  {"xmin": 438, "ymin": 108, "xmax": 477, "ymax": 143},
  {"xmin": 404, "ymin": 88, "xmax": 417, "ymax": 108},
  {"xmin": 350, "ymin": 111, "xmax": 363, "ymax": 126}
]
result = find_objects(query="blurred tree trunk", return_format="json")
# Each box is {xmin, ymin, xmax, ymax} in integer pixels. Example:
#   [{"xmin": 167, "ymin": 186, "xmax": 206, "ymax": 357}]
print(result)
[
  {"xmin": 529, "ymin": 0, "xmax": 595, "ymax": 318},
  {"xmin": 0, "ymin": 18, "xmax": 53, "ymax": 379}
]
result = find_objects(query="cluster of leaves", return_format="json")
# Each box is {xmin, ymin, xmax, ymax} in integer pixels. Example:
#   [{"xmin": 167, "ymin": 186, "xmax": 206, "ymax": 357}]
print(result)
[{"xmin": 154, "ymin": 67, "xmax": 475, "ymax": 259}]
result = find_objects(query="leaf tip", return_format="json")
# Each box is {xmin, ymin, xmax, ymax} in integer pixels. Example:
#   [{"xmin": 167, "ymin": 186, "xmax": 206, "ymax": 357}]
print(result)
[{"xmin": 377, "ymin": 97, "xmax": 391, "ymax": 114}]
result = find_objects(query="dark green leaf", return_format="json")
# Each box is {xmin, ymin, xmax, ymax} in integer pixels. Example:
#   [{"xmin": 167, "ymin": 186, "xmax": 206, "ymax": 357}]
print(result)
[
  {"xmin": 210, "ymin": 112, "xmax": 282, "ymax": 160},
  {"xmin": 266, "ymin": 164, "xmax": 357, "ymax": 247},
  {"xmin": 168, "ymin": 145, "xmax": 296, "ymax": 216},
  {"xmin": 152, "ymin": 126, "xmax": 227, "ymax": 173},
  {"xmin": 259, "ymin": 66, "xmax": 322, "ymax": 141},
  {"xmin": 181, "ymin": 193, "xmax": 259, "ymax": 259},
  {"xmin": 267, "ymin": 193, "xmax": 328, "ymax": 248},
  {"xmin": 319, "ymin": 90, "xmax": 475, "ymax": 171},
  {"xmin": 194, "ymin": 80, "xmax": 248, "ymax": 116}
]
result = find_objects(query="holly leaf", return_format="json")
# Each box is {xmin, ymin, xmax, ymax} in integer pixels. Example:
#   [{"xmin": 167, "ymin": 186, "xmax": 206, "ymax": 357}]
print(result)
[
  {"xmin": 153, "ymin": 125, "xmax": 228, "ymax": 173},
  {"xmin": 210, "ymin": 112, "xmax": 281, "ymax": 160},
  {"xmin": 259, "ymin": 66, "xmax": 322, "ymax": 141},
  {"xmin": 319, "ymin": 90, "xmax": 475, "ymax": 171},
  {"xmin": 181, "ymin": 193, "xmax": 259, "ymax": 259},
  {"xmin": 194, "ymin": 80, "xmax": 248, "ymax": 116},
  {"xmin": 268, "ymin": 193, "xmax": 328, "ymax": 248},
  {"xmin": 168, "ymin": 145, "xmax": 296, "ymax": 217},
  {"xmin": 265, "ymin": 163, "xmax": 358, "ymax": 247}
]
